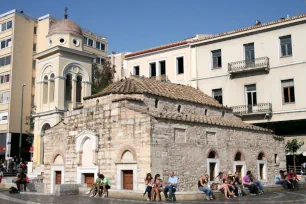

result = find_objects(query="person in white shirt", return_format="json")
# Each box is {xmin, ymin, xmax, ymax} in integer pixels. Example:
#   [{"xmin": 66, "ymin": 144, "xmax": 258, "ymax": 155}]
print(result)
[{"xmin": 163, "ymin": 171, "xmax": 178, "ymax": 202}]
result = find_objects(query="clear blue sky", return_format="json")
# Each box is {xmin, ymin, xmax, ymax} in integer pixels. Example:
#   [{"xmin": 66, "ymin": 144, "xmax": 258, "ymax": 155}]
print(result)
[{"xmin": 1, "ymin": 0, "xmax": 305, "ymax": 54}]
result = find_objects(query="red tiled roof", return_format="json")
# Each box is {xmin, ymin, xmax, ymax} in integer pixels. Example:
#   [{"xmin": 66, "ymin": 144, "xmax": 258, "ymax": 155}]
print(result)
[
  {"xmin": 125, "ymin": 40, "xmax": 189, "ymax": 58},
  {"xmin": 84, "ymin": 76, "xmax": 229, "ymax": 109},
  {"xmin": 125, "ymin": 14, "xmax": 306, "ymax": 58}
]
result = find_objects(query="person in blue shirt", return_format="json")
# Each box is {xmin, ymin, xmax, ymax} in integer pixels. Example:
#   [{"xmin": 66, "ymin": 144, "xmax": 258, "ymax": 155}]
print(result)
[
  {"xmin": 163, "ymin": 171, "xmax": 178, "ymax": 202},
  {"xmin": 275, "ymin": 170, "xmax": 290, "ymax": 190}
]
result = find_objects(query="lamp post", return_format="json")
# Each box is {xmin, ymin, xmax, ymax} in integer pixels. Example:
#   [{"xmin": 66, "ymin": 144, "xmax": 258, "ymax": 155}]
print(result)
[{"xmin": 19, "ymin": 84, "xmax": 26, "ymax": 161}]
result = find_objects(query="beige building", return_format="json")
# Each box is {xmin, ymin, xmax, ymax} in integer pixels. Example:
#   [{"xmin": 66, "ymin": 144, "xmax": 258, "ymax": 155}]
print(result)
[
  {"xmin": 121, "ymin": 14, "xmax": 306, "ymax": 166},
  {"xmin": 0, "ymin": 9, "xmax": 108, "ymax": 162},
  {"xmin": 42, "ymin": 77, "xmax": 285, "ymax": 193}
]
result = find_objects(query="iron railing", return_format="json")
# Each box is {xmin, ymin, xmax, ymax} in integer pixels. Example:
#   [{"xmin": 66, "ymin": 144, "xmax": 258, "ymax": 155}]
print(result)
[
  {"xmin": 232, "ymin": 103, "xmax": 272, "ymax": 116},
  {"xmin": 228, "ymin": 57, "xmax": 270, "ymax": 74}
]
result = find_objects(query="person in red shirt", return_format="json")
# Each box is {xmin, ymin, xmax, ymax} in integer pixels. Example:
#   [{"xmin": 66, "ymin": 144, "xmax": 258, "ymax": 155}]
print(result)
[{"xmin": 287, "ymin": 170, "xmax": 299, "ymax": 190}]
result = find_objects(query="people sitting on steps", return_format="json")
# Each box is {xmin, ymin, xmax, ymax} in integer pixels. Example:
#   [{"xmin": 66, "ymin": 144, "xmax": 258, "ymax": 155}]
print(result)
[
  {"xmin": 275, "ymin": 170, "xmax": 290, "ymax": 190},
  {"xmin": 198, "ymin": 174, "xmax": 214, "ymax": 201},
  {"xmin": 99, "ymin": 174, "xmax": 111, "ymax": 198},
  {"xmin": 242, "ymin": 171, "xmax": 259, "ymax": 195},
  {"xmin": 287, "ymin": 170, "xmax": 299, "ymax": 190},
  {"xmin": 151, "ymin": 174, "xmax": 163, "ymax": 201},
  {"xmin": 163, "ymin": 171, "xmax": 178, "ymax": 202}
]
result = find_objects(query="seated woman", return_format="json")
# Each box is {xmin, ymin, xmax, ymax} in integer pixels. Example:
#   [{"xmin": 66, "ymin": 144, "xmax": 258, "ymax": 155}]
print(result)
[
  {"xmin": 287, "ymin": 170, "xmax": 299, "ymax": 190},
  {"xmin": 232, "ymin": 172, "xmax": 244, "ymax": 196},
  {"xmin": 249, "ymin": 171, "xmax": 264, "ymax": 194},
  {"xmin": 215, "ymin": 172, "xmax": 234, "ymax": 199},
  {"xmin": 242, "ymin": 171, "xmax": 258, "ymax": 195},
  {"xmin": 151, "ymin": 174, "xmax": 163, "ymax": 201},
  {"xmin": 223, "ymin": 176, "xmax": 236, "ymax": 198},
  {"xmin": 198, "ymin": 174, "xmax": 213, "ymax": 201}
]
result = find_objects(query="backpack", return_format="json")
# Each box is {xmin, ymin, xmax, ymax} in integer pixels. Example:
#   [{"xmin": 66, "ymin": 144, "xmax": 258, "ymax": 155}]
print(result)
[{"xmin": 9, "ymin": 187, "xmax": 19, "ymax": 194}]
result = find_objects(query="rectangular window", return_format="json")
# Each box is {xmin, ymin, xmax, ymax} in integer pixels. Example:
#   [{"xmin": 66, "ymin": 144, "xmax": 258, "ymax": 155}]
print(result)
[
  {"xmin": 100, "ymin": 58, "xmax": 105, "ymax": 65},
  {"xmin": 96, "ymin": 57, "xmax": 101, "ymax": 64},
  {"xmin": 88, "ymin": 39, "xmax": 93, "ymax": 47},
  {"xmin": 133, "ymin": 66, "xmax": 140, "ymax": 76},
  {"xmin": 244, "ymin": 43, "xmax": 255, "ymax": 61},
  {"xmin": 0, "ymin": 38, "xmax": 11, "ymax": 49},
  {"xmin": 84, "ymin": 37, "xmax": 87, "ymax": 45},
  {"xmin": 150, "ymin": 62, "xmax": 156, "ymax": 77},
  {"xmin": 101, "ymin": 43, "xmax": 105, "ymax": 51},
  {"xmin": 96, "ymin": 41, "xmax": 101, "ymax": 49},
  {"xmin": 174, "ymin": 128, "xmax": 186, "ymax": 143},
  {"xmin": 7, "ymin": 21, "xmax": 12, "ymax": 29},
  {"xmin": 32, "ymin": 77, "xmax": 35, "ymax": 86},
  {"xmin": 0, "ymin": 74, "xmax": 9, "ymax": 84},
  {"xmin": 34, "ymin": 27, "xmax": 37, "ymax": 34},
  {"xmin": 0, "ymin": 55, "xmax": 11, "ymax": 67},
  {"xmin": 282, "ymin": 79, "xmax": 295, "ymax": 103},
  {"xmin": 212, "ymin": 89, "xmax": 223, "ymax": 104},
  {"xmin": 1, "ymin": 22, "xmax": 7, "ymax": 31},
  {"xmin": 0, "ymin": 92, "xmax": 10, "ymax": 104},
  {"xmin": 159, "ymin": 60, "xmax": 166, "ymax": 75},
  {"xmin": 212, "ymin": 49, "xmax": 222, "ymax": 69},
  {"xmin": 0, "ymin": 112, "xmax": 8, "ymax": 124},
  {"xmin": 33, "ymin": 60, "xmax": 36, "ymax": 69},
  {"xmin": 177, "ymin": 56, "xmax": 184, "ymax": 74},
  {"xmin": 246, "ymin": 84, "xmax": 257, "ymax": 106},
  {"xmin": 33, "ymin": 43, "xmax": 36, "ymax": 51},
  {"xmin": 280, "ymin": 35, "xmax": 292, "ymax": 57}
]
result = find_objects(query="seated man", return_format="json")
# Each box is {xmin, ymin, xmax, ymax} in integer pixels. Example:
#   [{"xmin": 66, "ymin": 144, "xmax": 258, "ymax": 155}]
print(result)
[
  {"xmin": 88, "ymin": 173, "xmax": 102, "ymax": 197},
  {"xmin": 249, "ymin": 171, "xmax": 264, "ymax": 194},
  {"xmin": 287, "ymin": 170, "xmax": 299, "ymax": 190},
  {"xmin": 242, "ymin": 171, "xmax": 258, "ymax": 195},
  {"xmin": 163, "ymin": 171, "xmax": 178, "ymax": 202},
  {"xmin": 99, "ymin": 174, "xmax": 111, "ymax": 198},
  {"xmin": 275, "ymin": 170, "xmax": 290, "ymax": 190},
  {"xmin": 15, "ymin": 172, "xmax": 27, "ymax": 192}
]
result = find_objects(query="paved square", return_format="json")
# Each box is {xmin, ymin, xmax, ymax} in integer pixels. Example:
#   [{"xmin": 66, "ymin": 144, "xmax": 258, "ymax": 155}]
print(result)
[{"xmin": 1, "ymin": 190, "xmax": 306, "ymax": 204}]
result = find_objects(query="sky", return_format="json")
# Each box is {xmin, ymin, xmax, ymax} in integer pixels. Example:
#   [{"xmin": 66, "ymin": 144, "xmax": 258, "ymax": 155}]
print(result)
[{"xmin": 1, "ymin": 0, "xmax": 306, "ymax": 54}]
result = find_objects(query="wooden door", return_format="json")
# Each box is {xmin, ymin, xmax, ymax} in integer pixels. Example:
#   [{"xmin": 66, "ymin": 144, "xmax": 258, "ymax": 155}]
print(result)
[
  {"xmin": 123, "ymin": 170, "xmax": 133, "ymax": 190},
  {"xmin": 55, "ymin": 171, "xmax": 61, "ymax": 184},
  {"xmin": 84, "ymin": 173, "xmax": 94, "ymax": 188},
  {"xmin": 209, "ymin": 163, "xmax": 216, "ymax": 181},
  {"xmin": 236, "ymin": 165, "xmax": 243, "ymax": 179}
]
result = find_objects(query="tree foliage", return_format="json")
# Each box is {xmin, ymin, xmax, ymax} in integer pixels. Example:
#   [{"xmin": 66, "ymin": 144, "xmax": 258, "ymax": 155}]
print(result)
[
  {"xmin": 285, "ymin": 139, "xmax": 304, "ymax": 155},
  {"xmin": 24, "ymin": 106, "xmax": 36, "ymax": 145},
  {"xmin": 92, "ymin": 59, "xmax": 116, "ymax": 95}
]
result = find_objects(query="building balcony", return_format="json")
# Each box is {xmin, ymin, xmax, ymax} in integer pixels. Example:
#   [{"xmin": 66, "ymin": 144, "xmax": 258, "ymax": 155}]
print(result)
[
  {"xmin": 228, "ymin": 57, "xmax": 270, "ymax": 76},
  {"xmin": 232, "ymin": 103, "xmax": 272, "ymax": 116}
]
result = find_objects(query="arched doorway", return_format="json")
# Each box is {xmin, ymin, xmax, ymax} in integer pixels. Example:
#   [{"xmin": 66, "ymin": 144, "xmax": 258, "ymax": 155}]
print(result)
[
  {"xmin": 40, "ymin": 123, "xmax": 51, "ymax": 164},
  {"xmin": 233, "ymin": 151, "xmax": 246, "ymax": 179},
  {"xmin": 50, "ymin": 153, "xmax": 64, "ymax": 193},
  {"xmin": 257, "ymin": 152, "xmax": 267, "ymax": 181},
  {"xmin": 206, "ymin": 150, "xmax": 220, "ymax": 181}
]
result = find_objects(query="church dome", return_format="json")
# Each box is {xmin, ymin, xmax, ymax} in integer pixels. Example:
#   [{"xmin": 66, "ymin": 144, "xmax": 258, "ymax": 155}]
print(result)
[{"xmin": 48, "ymin": 19, "xmax": 82, "ymax": 36}]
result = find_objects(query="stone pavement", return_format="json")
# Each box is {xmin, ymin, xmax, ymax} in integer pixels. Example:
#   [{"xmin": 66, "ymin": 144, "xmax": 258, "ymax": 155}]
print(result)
[{"xmin": 1, "ymin": 189, "xmax": 306, "ymax": 204}]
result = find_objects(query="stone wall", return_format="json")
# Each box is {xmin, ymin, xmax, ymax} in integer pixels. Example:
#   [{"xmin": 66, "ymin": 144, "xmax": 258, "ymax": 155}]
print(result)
[
  {"xmin": 150, "ymin": 118, "xmax": 285, "ymax": 191},
  {"xmin": 43, "ymin": 100, "xmax": 152, "ymax": 193}
]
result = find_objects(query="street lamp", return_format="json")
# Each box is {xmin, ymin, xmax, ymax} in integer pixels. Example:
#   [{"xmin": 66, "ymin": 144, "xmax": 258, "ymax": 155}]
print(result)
[{"xmin": 19, "ymin": 84, "xmax": 26, "ymax": 161}]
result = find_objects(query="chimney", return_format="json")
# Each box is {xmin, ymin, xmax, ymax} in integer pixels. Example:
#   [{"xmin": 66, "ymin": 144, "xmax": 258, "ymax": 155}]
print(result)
[{"xmin": 255, "ymin": 20, "xmax": 262, "ymax": 25}]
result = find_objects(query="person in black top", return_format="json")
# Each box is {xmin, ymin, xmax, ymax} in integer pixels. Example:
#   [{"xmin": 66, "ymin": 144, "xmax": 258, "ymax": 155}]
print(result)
[
  {"xmin": 198, "ymin": 174, "xmax": 214, "ymax": 200},
  {"xmin": 231, "ymin": 172, "xmax": 244, "ymax": 196}
]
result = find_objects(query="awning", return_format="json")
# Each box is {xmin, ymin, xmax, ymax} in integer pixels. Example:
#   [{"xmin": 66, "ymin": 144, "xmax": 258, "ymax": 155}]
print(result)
[{"xmin": 286, "ymin": 150, "xmax": 306, "ymax": 156}]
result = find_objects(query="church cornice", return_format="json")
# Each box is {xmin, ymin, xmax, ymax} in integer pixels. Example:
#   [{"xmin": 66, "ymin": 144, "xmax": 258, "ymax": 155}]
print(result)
[{"xmin": 33, "ymin": 46, "xmax": 95, "ymax": 60}]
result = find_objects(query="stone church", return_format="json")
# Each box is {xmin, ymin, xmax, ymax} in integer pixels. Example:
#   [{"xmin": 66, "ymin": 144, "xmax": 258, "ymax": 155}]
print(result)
[{"xmin": 41, "ymin": 76, "xmax": 285, "ymax": 193}]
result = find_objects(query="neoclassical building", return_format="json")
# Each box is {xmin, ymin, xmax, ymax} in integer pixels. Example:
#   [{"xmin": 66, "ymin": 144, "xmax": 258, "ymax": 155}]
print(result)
[
  {"xmin": 41, "ymin": 76, "xmax": 286, "ymax": 193},
  {"xmin": 32, "ymin": 17, "xmax": 94, "ymax": 165}
]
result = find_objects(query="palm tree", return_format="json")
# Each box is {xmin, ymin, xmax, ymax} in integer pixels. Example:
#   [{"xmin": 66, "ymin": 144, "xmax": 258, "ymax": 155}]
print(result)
[{"xmin": 285, "ymin": 139, "xmax": 304, "ymax": 172}]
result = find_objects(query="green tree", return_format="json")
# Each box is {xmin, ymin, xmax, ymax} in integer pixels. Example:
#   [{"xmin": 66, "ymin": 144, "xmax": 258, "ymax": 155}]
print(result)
[
  {"xmin": 285, "ymin": 139, "xmax": 304, "ymax": 172},
  {"xmin": 25, "ymin": 106, "xmax": 36, "ymax": 146},
  {"xmin": 92, "ymin": 58, "xmax": 116, "ymax": 95}
]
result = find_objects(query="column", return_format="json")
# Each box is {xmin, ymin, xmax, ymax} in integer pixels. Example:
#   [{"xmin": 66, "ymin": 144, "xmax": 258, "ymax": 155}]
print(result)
[
  {"xmin": 72, "ymin": 77, "xmax": 77, "ymax": 109},
  {"xmin": 47, "ymin": 80, "xmax": 51, "ymax": 110},
  {"xmin": 156, "ymin": 61, "xmax": 161, "ymax": 77},
  {"xmin": 5, "ymin": 132, "xmax": 11, "ymax": 158}
]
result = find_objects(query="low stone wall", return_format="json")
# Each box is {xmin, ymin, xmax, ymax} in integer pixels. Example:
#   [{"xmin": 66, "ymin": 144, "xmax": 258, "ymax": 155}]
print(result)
[{"xmin": 54, "ymin": 184, "xmax": 79, "ymax": 196}]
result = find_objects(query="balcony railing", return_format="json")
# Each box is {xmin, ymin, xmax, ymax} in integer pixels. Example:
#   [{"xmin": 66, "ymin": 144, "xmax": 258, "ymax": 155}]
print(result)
[
  {"xmin": 228, "ymin": 57, "xmax": 270, "ymax": 74},
  {"xmin": 232, "ymin": 103, "xmax": 272, "ymax": 116}
]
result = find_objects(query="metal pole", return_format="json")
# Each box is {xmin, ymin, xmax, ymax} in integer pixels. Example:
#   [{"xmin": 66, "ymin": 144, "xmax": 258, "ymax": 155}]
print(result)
[{"xmin": 19, "ymin": 84, "xmax": 26, "ymax": 161}]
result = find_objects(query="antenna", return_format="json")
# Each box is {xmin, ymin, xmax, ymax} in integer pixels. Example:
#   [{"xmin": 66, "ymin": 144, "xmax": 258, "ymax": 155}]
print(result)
[{"xmin": 64, "ymin": 7, "xmax": 68, "ymax": 19}]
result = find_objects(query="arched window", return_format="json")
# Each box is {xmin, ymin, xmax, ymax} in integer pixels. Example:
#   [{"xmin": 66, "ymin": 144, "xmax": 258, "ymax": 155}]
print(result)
[
  {"xmin": 178, "ymin": 105, "xmax": 181, "ymax": 113},
  {"xmin": 258, "ymin": 152, "xmax": 265, "ymax": 160},
  {"xmin": 53, "ymin": 155, "xmax": 64, "ymax": 165},
  {"xmin": 65, "ymin": 74, "xmax": 72, "ymax": 101},
  {"xmin": 41, "ymin": 123, "xmax": 51, "ymax": 136},
  {"xmin": 81, "ymin": 138, "xmax": 94, "ymax": 167},
  {"xmin": 49, "ymin": 74, "xmax": 55, "ymax": 102},
  {"xmin": 76, "ymin": 76, "xmax": 82, "ymax": 102},
  {"xmin": 234, "ymin": 152, "xmax": 242, "ymax": 161},
  {"xmin": 121, "ymin": 150, "xmax": 134, "ymax": 161},
  {"xmin": 155, "ymin": 99, "xmax": 159, "ymax": 108},
  {"xmin": 208, "ymin": 150, "xmax": 217, "ymax": 159},
  {"xmin": 43, "ymin": 76, "xmax": 48, "ymax": 104}
]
